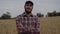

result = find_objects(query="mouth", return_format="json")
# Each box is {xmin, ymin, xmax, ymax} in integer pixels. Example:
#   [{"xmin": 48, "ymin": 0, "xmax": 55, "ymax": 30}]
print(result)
[
  {"xmin": 26, "ymin": 9, "xmax": 31, "ymax": 11},
  {"xmin": 27, "ymin": 8, "xmax": 30, "ymax": 10}
]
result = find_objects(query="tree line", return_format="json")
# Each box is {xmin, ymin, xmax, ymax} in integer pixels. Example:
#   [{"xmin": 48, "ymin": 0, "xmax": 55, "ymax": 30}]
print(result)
[
  {"xmin": 0, "ymin": 12, "xmax": 11, "ymax": 19},
  {"xmin": 0, "ymin": 11, "xmax": 60, "ymax": 19},
  {"xmin": 47, "ymin": 11, "xmax": 60, "ymax": 17}
]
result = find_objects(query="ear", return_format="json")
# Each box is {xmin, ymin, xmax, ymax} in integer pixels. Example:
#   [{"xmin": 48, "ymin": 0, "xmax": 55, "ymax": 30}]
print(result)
[{"xmin": 32, "ymin": 6, "xmax": 33, "ymax": 9}]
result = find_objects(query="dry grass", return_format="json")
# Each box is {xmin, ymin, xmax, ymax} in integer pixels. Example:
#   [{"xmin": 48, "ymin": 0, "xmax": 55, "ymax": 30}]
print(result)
[
  {"xmin": 0, "ymin": 19, "xmax": 17, "ymax": 34},
  {"xmin": 0, "ymin": 16, "xmax": 60, "ymax": 34},
  {"xmin": 40, "ymin": 16, "xmax": 60, "ymax": 34}
]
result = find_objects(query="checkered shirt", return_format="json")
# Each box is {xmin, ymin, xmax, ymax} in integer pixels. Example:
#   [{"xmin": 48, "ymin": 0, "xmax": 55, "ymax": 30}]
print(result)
[{"xmin": 16, "ymin": 12, "xmax": 40, "ymax": 34}]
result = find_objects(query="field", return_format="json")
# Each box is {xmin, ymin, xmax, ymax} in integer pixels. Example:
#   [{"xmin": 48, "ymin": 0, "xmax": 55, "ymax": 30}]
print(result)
[{"xmin": 0, "ymin": 16, "xmax": 60, "ymax": 34}]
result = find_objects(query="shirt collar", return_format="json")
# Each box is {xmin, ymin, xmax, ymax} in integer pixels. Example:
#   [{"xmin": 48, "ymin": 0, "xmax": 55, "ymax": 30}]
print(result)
[{"xmin": 22, "ymin": 12, "xmax": 33, "ymax": 17}]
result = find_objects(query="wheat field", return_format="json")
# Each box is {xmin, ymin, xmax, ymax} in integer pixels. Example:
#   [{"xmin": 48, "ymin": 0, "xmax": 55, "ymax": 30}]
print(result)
[{"xmin": 0, "ymin": 16, "xmax": 60, "ymax": 34}]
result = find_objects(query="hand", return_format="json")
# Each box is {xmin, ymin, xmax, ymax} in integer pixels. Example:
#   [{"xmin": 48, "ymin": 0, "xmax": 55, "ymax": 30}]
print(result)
[
  {"xmin": 31, "ymin": 27, "xmax": 35, "ymax": 30},
  {"xmin": 19, "ymin": 23, "xmax": 23, "ymax": 27}
]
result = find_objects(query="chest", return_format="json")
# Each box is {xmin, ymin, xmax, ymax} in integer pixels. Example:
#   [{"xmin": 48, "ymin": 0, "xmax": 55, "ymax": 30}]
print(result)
[
  {"xmin": 20, "ymin": 17, "xmax": 36, "ymax": 27},
  {"xmin": 20, "ymin": 17, "xmax": 36, "ymax": 23}
]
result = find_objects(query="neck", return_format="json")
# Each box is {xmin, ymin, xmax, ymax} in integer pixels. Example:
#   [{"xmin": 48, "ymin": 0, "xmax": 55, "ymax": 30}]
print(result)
[{"xmin": 25, "ymin": 12, "xmax": 31, "ymax": 17}]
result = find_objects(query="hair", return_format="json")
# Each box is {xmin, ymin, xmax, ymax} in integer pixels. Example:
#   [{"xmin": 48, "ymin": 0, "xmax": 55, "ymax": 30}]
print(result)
[{"xmin": 25, "ymin": 1, "xmax": 34, "ymax": 6}]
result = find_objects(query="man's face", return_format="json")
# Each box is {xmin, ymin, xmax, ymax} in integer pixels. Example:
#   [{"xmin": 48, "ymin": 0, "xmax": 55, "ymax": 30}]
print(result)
[{"xmin": 24, "ymin": 3, "xmax": 33, "ymax": 14}]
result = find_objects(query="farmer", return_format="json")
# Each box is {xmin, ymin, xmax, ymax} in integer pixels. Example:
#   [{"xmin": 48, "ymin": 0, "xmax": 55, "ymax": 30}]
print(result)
[{"xmin": 16, "ymin": 1, "xmax": 40, "ymax": 34}]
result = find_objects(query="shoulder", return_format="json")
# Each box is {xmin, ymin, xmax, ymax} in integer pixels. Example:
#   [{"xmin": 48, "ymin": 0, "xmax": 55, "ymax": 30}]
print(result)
[
  {"xmin": 32, "ymin": 15, "xmax": 39, "ymax": 20},
  {"xmin": 16, "ymin": 14, "xmax": 23, "ymax": 19},
  {"xmin": 32, "ymin": 15, "xmax": 39, "ymax": 18},
  {"xmin": 32, "ymin": 15, "xmax": 40, "ymax": 22}
]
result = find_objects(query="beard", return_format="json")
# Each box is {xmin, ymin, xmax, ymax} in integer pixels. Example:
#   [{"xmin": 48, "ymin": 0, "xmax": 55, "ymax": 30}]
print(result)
[{"xmin": 25, "ymin": 9, "xmax": 32, "ymax": 14}]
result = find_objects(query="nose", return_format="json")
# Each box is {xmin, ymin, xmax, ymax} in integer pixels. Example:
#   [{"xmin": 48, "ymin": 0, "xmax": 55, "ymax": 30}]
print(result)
[{"xmin": 27, "ymin": 5, "xmax": 31, "ymax": 8}]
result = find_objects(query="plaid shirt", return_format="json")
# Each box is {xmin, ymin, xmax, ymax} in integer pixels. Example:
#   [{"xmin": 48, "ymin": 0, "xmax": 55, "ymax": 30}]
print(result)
[{"xmin": 16, "ymin": 12, "xmax": 40, "ymax": 34}]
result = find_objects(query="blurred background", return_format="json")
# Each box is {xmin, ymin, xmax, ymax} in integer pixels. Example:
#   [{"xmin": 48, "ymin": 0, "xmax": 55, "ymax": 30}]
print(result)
[{"xmin": 0, "ymin": 0, "xmax": 60, "ymax": 34}]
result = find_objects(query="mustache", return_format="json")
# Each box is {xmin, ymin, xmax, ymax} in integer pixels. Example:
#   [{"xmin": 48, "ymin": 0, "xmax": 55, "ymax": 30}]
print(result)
[{"xmin": 26, "ymin": 8, "xmax": 31, "ymax": 9}]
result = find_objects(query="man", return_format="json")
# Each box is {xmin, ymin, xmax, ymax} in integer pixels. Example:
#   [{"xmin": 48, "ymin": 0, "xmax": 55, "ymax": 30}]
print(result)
[{"xmin": 16, "ymin": 1, "xmax": 40, "ymax": 34}]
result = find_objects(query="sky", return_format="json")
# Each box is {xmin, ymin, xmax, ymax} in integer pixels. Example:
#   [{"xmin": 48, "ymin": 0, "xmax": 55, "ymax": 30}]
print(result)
[{"xmin": 0, "ymin": 0, "xmax": 60, "ymax": 18}]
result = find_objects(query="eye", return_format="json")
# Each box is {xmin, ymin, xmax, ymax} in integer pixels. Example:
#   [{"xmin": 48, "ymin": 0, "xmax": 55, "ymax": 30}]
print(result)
[
  {"xmin": 26, "ymin": 4, "xmax": 29, "ymax": 6},
  {"xmin": 30, "ymin": 5, "xmax": 32, "ymax": 7},
  {"xmin": 26, "ymin": 4, "xmax": 32, "ymax": 7}
]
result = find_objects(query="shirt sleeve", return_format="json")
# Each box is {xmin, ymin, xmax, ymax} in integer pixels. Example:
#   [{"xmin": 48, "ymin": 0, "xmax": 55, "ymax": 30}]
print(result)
[
  {"xmin": 16, "ymin": 16, "xmax": 24, "ymax": 33},
  {"xmin": 16, "ymin": 16, "xmax": 26, "ymax": 33},
  {"xmin": 35, "ymin": 17, "xmax": 40, "ymax": 34},
  {"xmin": 16, "ymin": 16, "xmax": 21, "ymax": 32}
]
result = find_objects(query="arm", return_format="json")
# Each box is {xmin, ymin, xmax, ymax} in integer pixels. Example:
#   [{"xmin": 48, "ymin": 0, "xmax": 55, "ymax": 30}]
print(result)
[
  {"xmin": 30, "ymin": 17, "xmax": 40, "ymax": 34},
  {"xmin": 16, "ymin": 16, "xmax": 23, "ymax": 28},
  {"xmin": 16, "ymin": 16, "xmax": 24, "ymax": 33},
  {"xmin": 16, "ymin": 16, "xmax": 26, "ymax": 33},
  {"xmin": 35, "ymin": 17, "xmax": 40, "ymax": 34}
]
